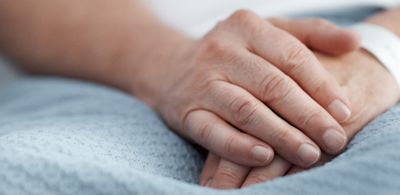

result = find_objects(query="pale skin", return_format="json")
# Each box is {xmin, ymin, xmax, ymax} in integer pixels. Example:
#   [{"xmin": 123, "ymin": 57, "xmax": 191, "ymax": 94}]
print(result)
[
  {"xmin": 202, "ymin": 49, "xmax": 400, "ymax": 188},
  {"xmin": 0, "ymin": 0, "xmax": 399, "ymax": 189},
  {"xmin": 202, "ymin": 9, "xmax": 400, "ymax": 188}
]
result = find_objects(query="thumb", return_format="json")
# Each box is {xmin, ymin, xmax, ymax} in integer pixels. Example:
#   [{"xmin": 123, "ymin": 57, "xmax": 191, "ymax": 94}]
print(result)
[{"xmin": 268, "ymin": 17, "xmax": 361, "ymax": 55}]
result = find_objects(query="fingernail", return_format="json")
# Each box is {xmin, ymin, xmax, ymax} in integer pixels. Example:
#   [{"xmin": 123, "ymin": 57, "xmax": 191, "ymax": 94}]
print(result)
[
  {"xmin": 323, "ymin": 129, "xmax": 347, "ymax": 153},
  {"xmin": 251, "ymin": 146, "xmax": 272, "ymax": 163},
  {"xmin": 205, "ymin": 178, "xmax": 213, "ymax": 187},
  {"xmin": 328, "ymin": 99, "xmax": 351, "ymax": 122},
  {"xmin": 297, "ymin": 143, "xmax": 320, "ymax": 166}
]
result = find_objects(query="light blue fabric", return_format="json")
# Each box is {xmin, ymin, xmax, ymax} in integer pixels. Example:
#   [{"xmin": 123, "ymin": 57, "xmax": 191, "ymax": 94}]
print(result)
[
  {"xmin": 0, "ymin": 77, "xmax": 399, "ymax": 195},
  {"xmin": 0, "ymin": 6, "xmax": 399, "ymax": 195}
]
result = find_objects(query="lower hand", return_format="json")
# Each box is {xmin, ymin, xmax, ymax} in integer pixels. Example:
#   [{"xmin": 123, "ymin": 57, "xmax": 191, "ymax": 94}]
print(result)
[{"xmin": 202, "ymin": 39, "xmax": 400, "ymax": 189}]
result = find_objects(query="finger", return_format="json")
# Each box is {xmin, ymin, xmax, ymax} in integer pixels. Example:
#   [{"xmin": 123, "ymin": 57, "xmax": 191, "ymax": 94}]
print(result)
[
  {"xmin": 184, "ymin": 109, "xmax": 274, "ymax": 167},
  {"xmin": 268, "ymin": 17, "xmax": 361, "ymax": 55},
  {"xmin": 286, "ymin": 166, "xmax": 305, "ymax": 175},
  {"xmin": 242, "ymin": 156, "xmax": 291, "ymax": 187},
  {"xmin": 223, "ymin": 52, "xmax": 347, "ymax": 155},
  {"xmin": 200, "ymin": 153, "xmax": 220, "ymax": 186},
  {"xmin": 243, "ymin": 12, "xmax": 352, "ymax": 123},
  {"xmin": 211, "ymin": 159, "xmax": 250, "ymax": 189},
  {"xmin": 286, "ymin": 153, "xmax": 334, "ymax": 175},
  {"xmin": 203, "ymin": 81, "xmax": 321, "ymax": 167}
]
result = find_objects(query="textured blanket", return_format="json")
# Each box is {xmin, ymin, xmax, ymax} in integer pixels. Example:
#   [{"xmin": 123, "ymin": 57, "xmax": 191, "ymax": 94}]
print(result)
[{"xmin": 0, "ymin": 77, "xmax": 399, "ymax": 195}]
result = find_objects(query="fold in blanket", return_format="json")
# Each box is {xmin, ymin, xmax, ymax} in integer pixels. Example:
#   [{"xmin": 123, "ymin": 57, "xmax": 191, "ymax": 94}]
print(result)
[{"xmin": 0, "ymin": 78, "xmax": 398, "ymax": 195}]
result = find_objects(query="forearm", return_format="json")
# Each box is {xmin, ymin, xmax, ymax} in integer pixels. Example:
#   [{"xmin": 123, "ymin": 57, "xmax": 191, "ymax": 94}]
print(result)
[{"xmin": 0, "ymin": 0, "xmax": 192, "ymax": 106}]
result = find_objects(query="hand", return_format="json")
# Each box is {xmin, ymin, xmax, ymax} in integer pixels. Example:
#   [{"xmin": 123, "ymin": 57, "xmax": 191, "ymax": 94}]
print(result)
[
  {"xmin": 238, "ymin": 10, "xmax": 400, "ymax": 187},
  {"xmin": 0, "ymin": 1, "xmax": 356, "ymax": 170},
  {"xmin": 156, "ymin": 10, "xmax": 358, "ymax": 169},
  {"xmin": 202, "ymin": 34, "xmax": 400, "ymax": 189}
]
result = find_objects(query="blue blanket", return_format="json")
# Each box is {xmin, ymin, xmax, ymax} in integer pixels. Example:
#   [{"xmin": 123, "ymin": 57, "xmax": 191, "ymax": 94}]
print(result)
[{"xmin": 0, "ymin": 77, "xmax": 399, "ymax": 195}]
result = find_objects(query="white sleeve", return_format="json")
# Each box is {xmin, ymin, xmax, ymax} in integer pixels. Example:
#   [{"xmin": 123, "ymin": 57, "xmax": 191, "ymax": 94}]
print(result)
[{"xmin": 352, "ymin": 23, "xmax": 400, "ymax": 89}]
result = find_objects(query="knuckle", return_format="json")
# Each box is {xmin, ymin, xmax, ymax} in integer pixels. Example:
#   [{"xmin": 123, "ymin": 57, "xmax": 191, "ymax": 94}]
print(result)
[
  {"xmin": 284, "ymin": 43, "xmax": 312, "ymax": 74},
  {"xmin": 198, "ymin": 35, "xmax": 238, "ymax": 63},
  {"xmin": 214, "ymin": 20, "xmax": 225, "ymax": 29},
  {"xmin": 185, "ymin": 111, "xmax": 213, "ymax": 144},
  {"xmin": 206, "ymin": 80, "xmax": 229, "ymax": 101},
  {"xmin": 223, "ymin": 134, "xmax": 237, "ymax": 155},
  {"xmin": 311, "ymin": 79, "xmax": 327, "ymax": 96},
  {"xmin": 230, "ymin": 9, "xmax": 257, "ymax": 23},
  {"xmin": 270, "ymin": 127, "xmax": 291, "ymax": 145},
  {"xmin": 229, "ymin": 96, "xmax": 258, "ymax": 126},
  {"xmin": 246, "ymin": 174, "xmax": 269, "ymax": 184},
  {"xmin": 200, "ymin": 35, "xmax": 227, "ymax": 56},
  {"xmin": 260, "ymin": 73, "xmax": 292, "ymax": 104},
  {"xmin": 297, "ymin": 108, "xmax": 321, "ymax": 127},
  {"xmin": 228, "ymin": 9, "xmax": 260, "ymax": 31},
  {"xmin": 255, "ymin": 19, "xmax": 275, "ymax": 35},
  {"xmin": 209, "ymin": 79, "xmax": 225, "ymax": 92},
  {"xmin": 195, "ymin": 122, "xmax": 213, "ymax": 144},
  {"xmin": 216, "ymin": 168, "xmax": 242, "ymax": 185},
  {"xmin": 310, "ymin": 18, "xmax": 330, "ymax": 27},
  {"xmin": 266, "ymin": 17, "xmax": 282, "ymax": 26}
]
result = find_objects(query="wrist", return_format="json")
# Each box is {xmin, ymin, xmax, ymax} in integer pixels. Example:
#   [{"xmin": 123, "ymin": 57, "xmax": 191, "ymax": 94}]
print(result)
[
  {"xmin": 124, "ymin": 26, "xmax": 195, "ymax": 107},
  {"xmin": 316, "ymin": 50, "xmax": 400, "ymax": 139},
  {"xmin": 343, "ymin": 50, "xmax": 399, "ymax": 130}
]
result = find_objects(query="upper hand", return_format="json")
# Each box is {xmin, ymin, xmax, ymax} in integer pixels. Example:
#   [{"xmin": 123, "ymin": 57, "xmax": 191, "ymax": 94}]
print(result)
[
  {"xmin": 156, "ymin": 10, "xmax": 357, "ymax": 169},
  {"xmin": 202, "ymin": 27, "xmax": 400, "ymax": 189}
]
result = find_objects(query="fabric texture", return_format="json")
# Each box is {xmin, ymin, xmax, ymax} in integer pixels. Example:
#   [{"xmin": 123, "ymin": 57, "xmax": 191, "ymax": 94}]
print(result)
[
  {"xmin": 0, "ymin": 6, "xmax": 399, "ymax": 195},
  {"xmin": 0, "ymin": 77, "xmax": 399, "ymax": 195}
]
